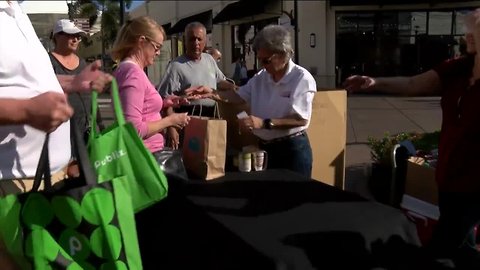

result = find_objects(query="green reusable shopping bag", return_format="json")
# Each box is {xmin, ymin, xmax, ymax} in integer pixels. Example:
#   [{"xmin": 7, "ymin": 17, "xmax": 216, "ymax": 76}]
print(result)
[
  {"xmin": 88, "ymin": 79, "xmax": 168, "ymax": 212},
  {"xmin": 0, "ymin": 124, "xmax": 143, "ymax": 270}
]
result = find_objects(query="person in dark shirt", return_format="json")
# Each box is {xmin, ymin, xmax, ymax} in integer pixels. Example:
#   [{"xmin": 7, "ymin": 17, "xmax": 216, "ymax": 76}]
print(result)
[
  {"xmin": 343, "ymin": 9, "xmax": 480, "ymax": 268},
  {"xmin": 49, "ymin": 19, "xmax": 90, "ymax": 140}
]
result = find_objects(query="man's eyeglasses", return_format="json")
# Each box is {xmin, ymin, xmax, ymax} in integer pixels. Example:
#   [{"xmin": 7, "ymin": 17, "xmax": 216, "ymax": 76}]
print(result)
[
  {"xmin": 258, "ymin": 54, "xmax": 276, "ymax": 65},
  {"xmin": 58, "ymin": 32, "xmax": 82, "ymax": 41},
  {"xmin": 145, "ymin": 36, "xmax": 162, "ymax": 52}
]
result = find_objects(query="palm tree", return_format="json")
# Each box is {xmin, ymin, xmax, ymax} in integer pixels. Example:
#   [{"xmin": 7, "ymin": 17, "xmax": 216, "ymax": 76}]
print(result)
[{"xmin": 69, "ymin": 0, "xmax": 132, "ymax": 63}]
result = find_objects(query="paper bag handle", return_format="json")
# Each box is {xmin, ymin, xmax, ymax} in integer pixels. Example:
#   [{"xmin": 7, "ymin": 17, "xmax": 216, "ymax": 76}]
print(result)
[{"xmin": 191, "ymin": 103, "xmax": 222, "ymax": 119}]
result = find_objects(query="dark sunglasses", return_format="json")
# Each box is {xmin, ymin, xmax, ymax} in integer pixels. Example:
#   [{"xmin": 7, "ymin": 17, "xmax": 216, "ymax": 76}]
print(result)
[
  {"xmin": 58, "ymin": 32, "xmax": 82, "ymax": 40},
  {"xmin": 258, "ymin": 54, "xmax": 276, "ymax": 65}
]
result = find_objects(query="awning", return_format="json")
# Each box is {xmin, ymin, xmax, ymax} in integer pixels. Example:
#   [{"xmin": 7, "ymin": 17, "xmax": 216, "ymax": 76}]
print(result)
[
  {"xmin": 213, "ymin": 0, "xmax": 271, "ymax": 24},
  {"xmin": 161, "ymin": 23, "xmax": 171, "ymax": 33},
  {"xmin": 167, "ymin": 10, "xmax": 212, "ymax": 35}
]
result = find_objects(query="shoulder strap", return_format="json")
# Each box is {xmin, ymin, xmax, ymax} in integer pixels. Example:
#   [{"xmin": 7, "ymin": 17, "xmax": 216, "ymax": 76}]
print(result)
[
  {"xmin": 32, "ymin": 134, "xmax": 51, "ymax": 191},
  {"xmin": 32, "ymin": 122, "xmax": 97, "ymax": 192}
]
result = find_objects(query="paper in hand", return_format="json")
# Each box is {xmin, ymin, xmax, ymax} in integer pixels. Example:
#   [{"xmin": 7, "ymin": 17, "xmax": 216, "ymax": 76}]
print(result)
[{"xmin": 236, "ymin": 111, "xmax": 248, "ymax": 119}]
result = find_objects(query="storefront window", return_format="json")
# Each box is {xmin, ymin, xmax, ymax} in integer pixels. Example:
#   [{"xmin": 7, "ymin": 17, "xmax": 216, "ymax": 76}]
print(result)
[
  {"xmin": 407, "ymin": 12, "xmax": 427, "ymax": 36},
  {"xmin": 337, "ymin": 14, "xmax": 357, "ymax": 34},
  {"xmin": 232, "ymin": 24, "xmax": 255, "ymax": 76},
  {"xmin": 335, "ymin": 8, "xmax": 472, "ymax": 86},
  {"xmin": 428, "ymin": 11, "xmax": 453, "ymax": 35},
  {"xmin": 455, "ymin": 10, "xmax": 470, "ymax": 35},
  {"xmin": 380, "ymin": 12, "xmax": 398, "ymax": 35},
  {"xmin": 231, "ymin": 17, "xmax": 278, "ymax": 77},
  {"xmin": 357, "ymin": 13, "xmax": 375, "ymax": 33}
]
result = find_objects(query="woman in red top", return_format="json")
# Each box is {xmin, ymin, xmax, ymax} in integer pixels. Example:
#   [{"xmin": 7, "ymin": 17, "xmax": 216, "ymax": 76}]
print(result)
[{"xmin": 344, "ymin": 9, "xmax": 480, "ymax": 268}]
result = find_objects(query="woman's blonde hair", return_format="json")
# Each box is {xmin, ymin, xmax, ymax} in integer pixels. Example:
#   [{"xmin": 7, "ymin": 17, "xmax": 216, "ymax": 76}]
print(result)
[{"xmin": 111, "ymin": 16, "xmax": 165, "ymax": 62}]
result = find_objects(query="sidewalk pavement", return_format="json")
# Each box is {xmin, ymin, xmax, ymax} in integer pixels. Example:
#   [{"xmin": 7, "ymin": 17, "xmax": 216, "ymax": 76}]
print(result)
[
  {"xmin": 96, "ymin": 94, "xmax": 443, "ymax": 199},
  {"xmin": 345, "ymin": 94, "xmax": 442, "ymax": 199}
]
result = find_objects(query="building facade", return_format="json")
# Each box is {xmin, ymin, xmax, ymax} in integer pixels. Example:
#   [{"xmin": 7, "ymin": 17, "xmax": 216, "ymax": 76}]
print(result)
[
  {"xmin": 129, "ymin": 0, "xmax": 480, "ymax": 88},
  {"xmin": 21, "ymin": 1, "xmax": 69, "ymax": 51}
]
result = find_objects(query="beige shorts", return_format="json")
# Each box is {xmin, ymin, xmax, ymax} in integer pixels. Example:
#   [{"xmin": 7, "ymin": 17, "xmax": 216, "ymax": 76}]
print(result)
[{"xmin": 0, "ymin": 167, "xmax": 68, "ymax": 197}]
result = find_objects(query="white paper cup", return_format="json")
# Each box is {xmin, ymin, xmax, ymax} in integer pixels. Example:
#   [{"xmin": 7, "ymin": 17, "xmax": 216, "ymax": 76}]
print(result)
[{"xmin": 253, "ymin": 150, "xmax": 268, "ymax": 171}]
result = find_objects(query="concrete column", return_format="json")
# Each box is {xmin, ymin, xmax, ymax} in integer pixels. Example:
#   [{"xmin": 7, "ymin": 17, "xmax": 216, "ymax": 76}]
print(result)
[{"xmin": 296, "ymin": 1, "xmax": 336, "ymax": 89}]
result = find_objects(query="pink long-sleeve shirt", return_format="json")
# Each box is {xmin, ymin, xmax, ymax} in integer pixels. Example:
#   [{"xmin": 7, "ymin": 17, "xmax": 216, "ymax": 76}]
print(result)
[{"xmin": 114, "ymin": 61, "xmax": 164, "ymax": 153}]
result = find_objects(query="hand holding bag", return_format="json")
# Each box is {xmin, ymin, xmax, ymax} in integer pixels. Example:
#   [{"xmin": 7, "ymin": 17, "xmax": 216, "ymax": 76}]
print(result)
[
  {"xmin": 0, "ymin": 123, "xmax": 143, "ymax": 270},
  {"xmin": 89, "ymin": 78, "xmax": 168, "ymax": 212}
]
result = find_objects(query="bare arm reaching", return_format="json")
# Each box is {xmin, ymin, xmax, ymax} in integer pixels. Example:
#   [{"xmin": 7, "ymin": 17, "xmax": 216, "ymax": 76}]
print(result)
[{"xmin": 343, "ymin": 70, "xmax": 442, "ymax": 96}]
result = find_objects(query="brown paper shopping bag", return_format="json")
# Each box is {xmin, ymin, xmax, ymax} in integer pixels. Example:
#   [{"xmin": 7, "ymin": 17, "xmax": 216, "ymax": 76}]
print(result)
[{"xmin": 182, "ymin": 116, "xmax": 227, "ymax": 180}]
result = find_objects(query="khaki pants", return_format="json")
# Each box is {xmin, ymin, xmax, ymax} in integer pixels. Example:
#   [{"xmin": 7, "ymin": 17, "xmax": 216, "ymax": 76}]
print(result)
[{"xmin": 0, "ymin": 167, "xmax": 68, "ymax": 197}]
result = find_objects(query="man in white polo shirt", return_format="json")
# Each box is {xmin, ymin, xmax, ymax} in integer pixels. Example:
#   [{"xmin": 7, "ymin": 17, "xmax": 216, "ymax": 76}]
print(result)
[
  {"xmin": 0, "ymin": 1, "xmax": 111, "ymax": 194},
  {"xmin": 187, "ymin": 25, "xmax": 316, "ymax": 177}
]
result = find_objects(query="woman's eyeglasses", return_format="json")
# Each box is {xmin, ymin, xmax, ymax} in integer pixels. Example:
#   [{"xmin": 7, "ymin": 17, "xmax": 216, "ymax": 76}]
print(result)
[{"xmin": 145, "ymin": 36, "xmax": 162, "ymax": 52}]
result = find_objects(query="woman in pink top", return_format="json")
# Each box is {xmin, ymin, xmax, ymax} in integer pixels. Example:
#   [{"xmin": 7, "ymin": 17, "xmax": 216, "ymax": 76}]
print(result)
[{"xmin": 111, "ymin": 16, "xmax": 190, "ymax": 154}]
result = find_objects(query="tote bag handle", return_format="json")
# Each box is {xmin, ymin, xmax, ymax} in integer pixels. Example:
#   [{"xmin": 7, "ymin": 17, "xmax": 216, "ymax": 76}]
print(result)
[
  {"xmin": 90, "ymin": 78, "xmax": 125, "ymax": 141},
  {"xmin": 32, "ymin": 122, "xmax": 97, "ymax": 192}
]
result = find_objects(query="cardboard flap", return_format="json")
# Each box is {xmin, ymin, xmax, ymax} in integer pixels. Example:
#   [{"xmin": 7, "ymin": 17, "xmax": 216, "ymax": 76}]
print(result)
[{"xmin": 307, "ymin": 90, "xmax": 347, "ymax": 188}]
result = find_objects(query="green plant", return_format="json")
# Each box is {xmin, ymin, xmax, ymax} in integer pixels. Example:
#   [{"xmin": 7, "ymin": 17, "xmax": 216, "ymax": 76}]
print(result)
[
  {"xmin": 412, "ymin": 130, "xmax": 440, "ymax": 153},
  {"xmin": 367, "ymin": 132, "xmax": 414, "ymax": 166},
  {"xmin": 367, "ymin": 131, "xmax": 440, "ymax": 166}
]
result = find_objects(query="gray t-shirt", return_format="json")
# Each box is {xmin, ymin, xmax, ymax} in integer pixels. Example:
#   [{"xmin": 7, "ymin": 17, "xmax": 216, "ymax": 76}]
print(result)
[
  {"xmin": 158, "ymin": 53, "xmax": 226, "ymax": 106},
  {"xmin": 48, "ymin": 53, "xmax": 91, "ymax": 135}
]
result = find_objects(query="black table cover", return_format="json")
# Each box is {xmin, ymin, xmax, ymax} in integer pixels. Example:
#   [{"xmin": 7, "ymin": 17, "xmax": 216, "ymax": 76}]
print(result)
[{"xmin": 136, "ymin": 170, "xmax": 451, "ymax": 270}]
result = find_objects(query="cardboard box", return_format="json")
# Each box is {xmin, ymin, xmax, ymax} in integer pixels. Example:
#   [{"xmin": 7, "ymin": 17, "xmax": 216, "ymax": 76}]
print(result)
[
  {"xmin": 219, "ymin": 90, "xmax": 347, "ymax": 189},
  {"xmin": 405, "ymin": 157, "xmax": 437, "ymax": 205},
  {"xmin": 402, "ymin": 157, "xmax": 439, "ymax": 245},
  {"xmin": 307, "ymin": 90, "xmax": 347, "ymax": 189}
]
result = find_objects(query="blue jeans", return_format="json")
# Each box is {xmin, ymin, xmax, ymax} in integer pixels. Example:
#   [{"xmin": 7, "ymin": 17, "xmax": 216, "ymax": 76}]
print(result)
[{"xmin": 259, "ymin": 132, "xmax": 313, "ymax": 178}]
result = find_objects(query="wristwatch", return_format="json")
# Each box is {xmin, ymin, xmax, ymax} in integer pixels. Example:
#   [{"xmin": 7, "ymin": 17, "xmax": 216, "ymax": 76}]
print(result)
[{"xmin": 263, "ymin": 118, "xmax": 274, "ymax": 130}]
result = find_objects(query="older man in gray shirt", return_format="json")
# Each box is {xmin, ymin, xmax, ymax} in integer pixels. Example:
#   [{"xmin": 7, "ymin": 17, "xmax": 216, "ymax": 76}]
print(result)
[{"xmin": 158, "ymin": 22, "xmax": 235, "ymax": 148}]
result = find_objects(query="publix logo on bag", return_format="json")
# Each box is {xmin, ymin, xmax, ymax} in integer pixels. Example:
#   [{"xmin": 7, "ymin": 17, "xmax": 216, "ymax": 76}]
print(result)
[{"xmin": 94, "ymin": 150, "xmax": 126, "ymax": 169}]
